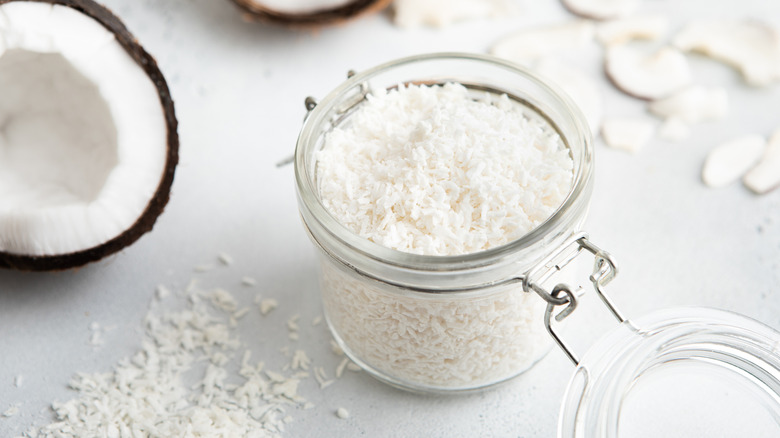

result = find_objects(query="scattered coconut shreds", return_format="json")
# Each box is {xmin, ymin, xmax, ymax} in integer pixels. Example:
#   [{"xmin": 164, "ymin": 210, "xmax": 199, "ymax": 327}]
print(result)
[
  {"xmin": 658, "ymin": 117, "xmax": 691, "ymax": 142},
  {"xmin": 702, "ymin": 135, "xmax": 767, "ymax": 188},
  {"xmin": 330, "ymin": 339, "xmax": 345, "ymax": 356},
  {"xmin": 21, "ymin": 285, "xmax": 321, "ymax": 437},
  {"xmin": 561, "ymin": 0, "xmax": 637, "ymax": 20},
  {"xmin": 647, "ymin": 86, "xmax": 728, "ymax": 124},
  {"xmin": 673, "ymin": 19, "xmax": 780, "ymax": 87},
  {"xmin": 491, "ymin": 20, "xmax": 595, "ymax": 65},
  {"xmin": 312, "ymin": 315, "xmax": 323, "ymax": 326},
  {"xmin": 314, "ymin": 367, "xmax": 334, "ymax": 389},
  {"xmin": 601, "ymin": 117, "xmax": 655, "ymax": 154},
  {"xmin": 3, "ymin": 405, "xmax": 19, "ymax": 418},
  {"xmin": 210, "ymin": 288, "xmax": 239, "ymax": 313},
  {"xmin": 596, "ymin": 15, "xmax": 670, "ymax": 46},
  {"xmin": 393, "ymin": 0, "xmax": 520, "ymax": 28},
  {"xmin": 194, "ymin": 264, "xmax": 214, "ymax": 273},
  {"xmin": 287, "ymin": 314, "xmax": 301, "ymax": 332},
  {"xmin": 243, "ymin": 276, "xmax": 258, "ymax": 287},
  {"xmin": 346, "ymin": 363, "xmax": 362, "ymax": 372},
  {"xmin": 260, "ymin": 299, "xmax": 279, "ymax": 315},
  {"xmin": 744, "ymin": 129, "xmax": 780, "ymax": 194},
  {"xmin": 233, "ymin": 307, "xmax": 251, "ymax": 320},
  {"xmin": 291, "ymin": 350, "xmax": 312, "ymax": 371},
  {"xmin": 605, "ymin": 45, "xmax": 691, "ymax": 100},
  {"xmin": 156, "ymin": 284, "xmax": 172, "ymax": 300},
  {"xmin": 218, "ymin": 252, "xmax": 234, "ymax": 266},
  {"xmin": 534, "ymin": 57, "xmax": 603, "ymax": 133},
  {"xmin": 336, "ymin": 407, "xmax": 350, "ymax": 419},
  {"xmin": 336, "ymin": 358, "xmax": 350, "ymax": 378},
  {"xmin": 14, "ymin": 375, "xmax": 23, "ymax": 388}
]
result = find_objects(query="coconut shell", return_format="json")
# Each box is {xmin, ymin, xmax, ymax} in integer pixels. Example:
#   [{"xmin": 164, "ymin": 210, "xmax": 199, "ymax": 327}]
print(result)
[
  {"xmin": 0, "ymin": 0, "xmax": 179, "ymax": 271},
  {"xmin": 231, "ymin": 0, "xmax": 392, "ymax": 27}
]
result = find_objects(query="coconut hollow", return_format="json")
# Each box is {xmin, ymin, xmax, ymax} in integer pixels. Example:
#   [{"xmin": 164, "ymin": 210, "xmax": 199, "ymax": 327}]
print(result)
[
  {"xmin": 231, "ymin": 0, "xmax": 392, "ymax": 27},
  {"xmin": 0, "ymin": 0, "xmax": 178, "ymax": 271}
]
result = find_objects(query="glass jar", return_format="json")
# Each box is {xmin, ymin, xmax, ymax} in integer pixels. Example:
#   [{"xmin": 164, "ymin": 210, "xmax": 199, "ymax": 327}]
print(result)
[{"xmin": 294, "ymin": 53, "xmax": 594, "ymax": 392}]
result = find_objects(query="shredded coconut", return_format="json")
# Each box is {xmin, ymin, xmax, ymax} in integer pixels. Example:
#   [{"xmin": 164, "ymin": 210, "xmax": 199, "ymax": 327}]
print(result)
[
  {"xmin": 335, "ymin": 407, "xmax": 349, "ymax": 419},
  {"xmin": 314, "ymin": 82, "xmax": 574, "ymax": 388},
  {"xmin": 243, "ymin": 276, "xmax": 258, "ymax": 287},
  {"xmin": 316, "ymin": 82, "xmax": 573, "ymax": 256},
  {"xmin": 260, "ymin": 299, "xmax": 279, "ymax": 315},
  {"xmin": 218, "ymin": 252, "xmax": 234, "ymax": 266},
  {"xmin": 19, "ymin": 280, "xmax": 349, "ymax": 437}
]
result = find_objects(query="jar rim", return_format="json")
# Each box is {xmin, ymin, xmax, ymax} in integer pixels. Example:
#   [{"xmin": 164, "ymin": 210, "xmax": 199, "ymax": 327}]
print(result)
[{"xmin": 294, "ymin": 52, "xmax": 594, "ymax": 272}]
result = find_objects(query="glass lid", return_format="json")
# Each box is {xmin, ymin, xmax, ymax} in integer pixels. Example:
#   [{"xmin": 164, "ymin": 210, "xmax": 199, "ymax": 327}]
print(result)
[{"xmin": 558, "ymin": 307, "xmax": 780, "ymax": 438}]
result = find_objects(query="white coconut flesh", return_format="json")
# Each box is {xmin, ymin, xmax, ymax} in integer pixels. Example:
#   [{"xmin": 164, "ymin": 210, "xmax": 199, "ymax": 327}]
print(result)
[
  {"xmin": 0, "ymin": 2, "xmax": 167, "ymax": 257},
  {"xmin": 247, "ymin": 0, "xmax": 352, "ymax": 13}
]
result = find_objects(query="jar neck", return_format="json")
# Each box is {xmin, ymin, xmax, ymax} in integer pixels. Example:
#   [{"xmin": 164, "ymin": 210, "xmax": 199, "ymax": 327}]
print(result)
[{"xmin": 294, "ymin": 53, "xmax": 594, "ymax": 291}]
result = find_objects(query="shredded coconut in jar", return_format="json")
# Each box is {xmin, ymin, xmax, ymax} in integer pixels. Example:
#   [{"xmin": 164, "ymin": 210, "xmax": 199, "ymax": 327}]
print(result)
[
  {"xmin": 313, "ymin": 82, "xmax": 576, "ymax": 389},
  {"xmin": 316, "ymin": 82, "xmax": 574, "ymax": 256}
]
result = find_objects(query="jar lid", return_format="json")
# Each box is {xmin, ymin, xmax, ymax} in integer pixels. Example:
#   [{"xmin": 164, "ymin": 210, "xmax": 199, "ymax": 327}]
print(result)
[{"xmin": 558, "ymin": 307, "xmax": 780, "ymax": 437}]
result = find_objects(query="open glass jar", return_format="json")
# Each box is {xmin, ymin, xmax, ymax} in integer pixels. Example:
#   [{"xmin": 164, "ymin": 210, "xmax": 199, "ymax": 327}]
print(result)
[
  {"xmin": 294, "ymin": 53, "xmax": 780, "ymax": 434},
  {"xmin": 295, "ymin": 53, "xmax": 593, "ymax": 392}
]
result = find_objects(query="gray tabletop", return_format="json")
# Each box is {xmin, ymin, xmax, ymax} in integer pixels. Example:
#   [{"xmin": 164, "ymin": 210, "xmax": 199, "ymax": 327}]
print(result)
[{"xmin": 2, "ymin": 0, "xmax": 779, "ymax": 437}]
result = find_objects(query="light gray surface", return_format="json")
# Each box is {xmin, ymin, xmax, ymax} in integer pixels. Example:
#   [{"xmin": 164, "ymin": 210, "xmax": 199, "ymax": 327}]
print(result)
[{"xmin": 1, "ymin": 0, "xmax": 780, "ymax": 437}]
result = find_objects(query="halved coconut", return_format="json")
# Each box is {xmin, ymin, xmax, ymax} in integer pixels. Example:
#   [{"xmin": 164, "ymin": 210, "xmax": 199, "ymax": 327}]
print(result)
[
  {"xmin": 561, "ymin": 0, "xmax": 637, "ymax": 20},
  {"xmin": 605, "ymin": 45, "xmax": 692, "ymax": 100},
  {"xmin": 491, "ymin": 20, "xmax": 595, "ymax": 65},
  {"xmin": 702, "ymin": 135, "xmax": 766, "ymax": 188},
  {"xmin": 673, "ymin": 19, "xmax": 780, "ymax": 87},
  {"xmin": 0, "ymin": 0, "xmax": 178, "ymax": 271},
  {"xmin": 231, "ymin": 0, "xmax": 391, "ymax": 27}
]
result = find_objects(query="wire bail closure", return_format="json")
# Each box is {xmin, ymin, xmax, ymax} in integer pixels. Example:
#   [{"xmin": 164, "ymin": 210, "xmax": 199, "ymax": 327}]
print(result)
[{"xmin": 523, "ymin": 233, "xmax": 626, "ymax": 365}]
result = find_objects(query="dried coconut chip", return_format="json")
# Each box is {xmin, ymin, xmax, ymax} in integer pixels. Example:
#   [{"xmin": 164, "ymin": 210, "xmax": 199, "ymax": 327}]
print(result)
[
  {"xmin": 647, "ymin": 86, "xmax": 728, "ymax": 124},
  {"xmin": 596, "ymin": 15, "xmax": 669, "ymax": 46},
  {"xmin": 744, "ymin": 129, "xmax": 780, "ymax": 194},
  {"xmin": 491, "ymin": 20, "xmax": 595, "ymax": 65},
  {"xmin": 702, "ymin": 135, "xmax": 766, "ymax": 188},
  {"xmin": 605, "ymin": 45, "xmax": 691, "ymax": 100},
  {"xmin": 674, "ymin": 19, "xmax": 780, "ymax": 87},
  {"xmin": 561, "ymin": 0, "xmax": 637, "ymax": 20},
  {"xmin": 601, "ymin": 117, "xmax": 655, "ymax": 153}
]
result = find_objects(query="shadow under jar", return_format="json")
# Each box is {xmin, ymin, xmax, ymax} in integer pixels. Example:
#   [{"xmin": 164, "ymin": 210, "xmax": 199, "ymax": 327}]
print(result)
[{"xmin": 294, "ymin": 53, "xmax": 593, "ymax": 393}]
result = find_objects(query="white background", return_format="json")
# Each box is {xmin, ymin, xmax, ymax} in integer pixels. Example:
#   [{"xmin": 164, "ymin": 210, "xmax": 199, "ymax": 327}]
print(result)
[{"xmin": 1, "ymin": 0, "xmax": 779, "ymax": 436}]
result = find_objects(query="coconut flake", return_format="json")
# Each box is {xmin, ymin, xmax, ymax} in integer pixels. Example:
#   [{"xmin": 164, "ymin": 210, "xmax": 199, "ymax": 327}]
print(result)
[
  {"xmin": 647, "ymin": 86, "xmax": 728, "ymax": 124},
  {"xmin": 605, "ymin": 45, "xmax": 691, "ymax": 100},
  {"xmin": 242, "ymin": 276, "xmax": 257, "ymax": 287},
  {"xmin": 260, "ymin": 298, "xmax": 279, "ymax": 315},
  {"xmin": 336, "ymin": 407, "xmax": 350, "ymax": 419},
  {"xmin": 702, "ymin": 135, "xmax": 767, "ymax": 188},
  {"xmin": 673, "ymin": 19, "xmax": 780, "ymax": 87},
  {"xmin": 561, "ymin": 0, "xmax": 637, "ymax": 20},
  {"xmin": 393, "ymin": 0, "xmax": 519, "ymax": 28},
  {"xmin": 491, "ymin": 20, "xmax": 595, "ymax": 65},
  {"xmin": 534, "ymin": 58, "xmax": 603, "ymax": 133},
  {"xmin": 744, "ymin": 129, "xmax": 780, "ymax": 194},
  {"xmin": 596, "ymin": 15, "xmax": 669, "ymax": 46},
  {"xmin": 601, "ymin": 117, "xmax": 655, "ymax": 153}
]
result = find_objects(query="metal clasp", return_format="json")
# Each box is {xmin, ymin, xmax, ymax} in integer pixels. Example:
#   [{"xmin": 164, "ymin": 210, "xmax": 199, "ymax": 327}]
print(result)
[{"xmin": 523, "ymin": 233, "xmax": 626, "ymax": 365}]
